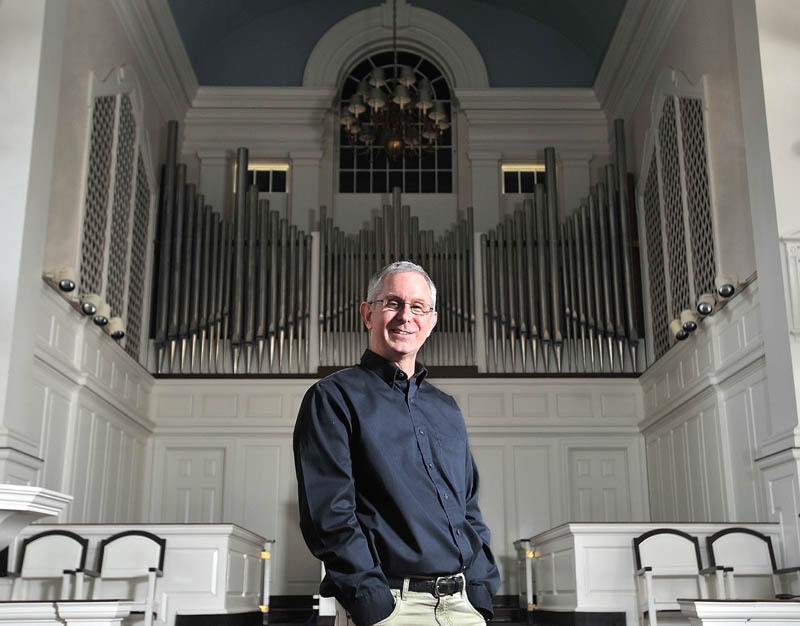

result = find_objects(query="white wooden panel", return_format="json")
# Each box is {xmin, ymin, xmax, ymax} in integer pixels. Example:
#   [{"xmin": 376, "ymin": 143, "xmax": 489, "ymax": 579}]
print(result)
[
  {"xmin": 702, "ymin": 406, "xmax": 727, "ymax": 520},
  {"xmin": 103, "ymin": 427, "xmax": 122, "ymax": 520},
  {"xmin": 724, "ymin": 387, "xmax": 763, "ymax": 521},
  {"xmin": 686, "ymin": 414, "xmax": 708, "ymax": 520},
  {"xmin": 162, "ymin": 447, "xmax": 225, "ymax": 523},
  {"xmin": 40, "ymin": 384, "xmax": 71, "ymax": 493},
  {"xmin": 245, "ymin": 395, "xmax": 283, "ymax": 418},
  {"xmin": 762, "ymin": 457, "xmax": 800, "ymax": 567},
  {"xmin": 156, "ymin": 394, "xmax": 193, "ymax": 418},
  {"xmin": 240, "ymin": 444, "xmax": 281, "ymax": 541},
  {"xmin": 556, "ymin": 394, "xmax": 592, "ymax": 418},
  {"xmin": 167, "ymin": 547, "xmax": 219, "ymax": 592},
  {"xmin": 468, "ymin": 393, "xmax": 505, "ymax": 418},
  {"xmin": 201, "ymin": 394, "xmax": 238, "ymax": 418},
  {"xmin": 673, "ymin": 419, "xmax": 691, "ymax": 520},
  {"xmin": 471, "ymin": 446, "xmax": 506, "ymax": 583},
  {"xmin": 512, "ymin": 393, "xmax": 548, "ymax": 418},
  {"xmin": 87, "ymin": 417, "xmax": 108, "ymax": 520},
  {"xmin": 513, "ymin": 446, "xmax": 553, "ymax": 537},
  {"xmin": 600, "ymin": 394, "xmax": 637, "ymax": 418},
  {"xmin": 567, "ymin": 448, "xmax": 630, "ymax": 522}
]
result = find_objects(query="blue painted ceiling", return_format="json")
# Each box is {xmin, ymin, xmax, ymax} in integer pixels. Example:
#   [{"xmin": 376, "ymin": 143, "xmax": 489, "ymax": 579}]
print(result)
[{"xmin": 167, "ymin": 0, "xmax": 626, "ymax": 88}]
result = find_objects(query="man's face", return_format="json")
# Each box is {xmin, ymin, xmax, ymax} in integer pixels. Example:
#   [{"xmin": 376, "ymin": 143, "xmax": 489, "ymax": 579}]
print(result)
[{"xmin": 360, "ymin": 271, "xmax": 437, "ymax": 365}]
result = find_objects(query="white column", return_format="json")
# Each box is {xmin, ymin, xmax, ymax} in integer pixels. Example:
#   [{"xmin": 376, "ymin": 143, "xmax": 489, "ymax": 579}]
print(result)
[
  {"xmin": 0, "ymin": 1, "xmax": 67, "ymax": 480},
  {"xmin": 197, "ymin": 150, "xmax": 230, "ymax": 218},
  {"xmin": 467, "ymin": 151, "xmax": 501, "ymax": 233},
  {"xmin": 733, "ymin": 0, "xmax": 800, "ymax": 562},
  {"xmin": 559, "ymin": 153, "xmax": 593, "ymax": 219},
  {"xmin": 289, "ymin": 151, "xmax": 323, "ymax": 231},
  {"xmin": 733, "ymin": 0, "xmax": 800, "ymax": 453}
]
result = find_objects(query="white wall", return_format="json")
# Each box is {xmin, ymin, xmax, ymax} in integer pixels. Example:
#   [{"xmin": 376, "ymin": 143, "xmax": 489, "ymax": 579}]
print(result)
[
  {"xmin": 640, "ymin": 282, "xmax": 800, "ymax": 564},
  {"xmin": 628, "ymin": 0, "xmax": 755, "ymax": 284},
  {"xmin": 44, "ymin": 0, "xmax": 169, "ymax": 274}
]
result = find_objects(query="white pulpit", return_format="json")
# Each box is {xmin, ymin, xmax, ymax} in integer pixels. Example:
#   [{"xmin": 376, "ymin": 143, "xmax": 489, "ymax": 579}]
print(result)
[{"xmin": 0, "ymin": 486, "xmax": 71, "ymax": 552}]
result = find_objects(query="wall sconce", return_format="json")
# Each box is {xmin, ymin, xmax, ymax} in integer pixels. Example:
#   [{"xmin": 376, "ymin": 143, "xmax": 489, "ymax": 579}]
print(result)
[
  {"xmin": 715, "ymin": 274, "xmax": 738, "ymax": 299},
  {"xmin": 54, "ymin": 267, "xmax": 76, "ymax": 292},
  {"xmin": 106, "ymin": 317, "xmax": 125, "ymax": 340},
  {"xmin": 670, "ymin": 318, "xmax": 688, "ymax": 341},
  {"xmin": 81, "ymin": 293, "xmax": 100, "ymax": 316},
  {"xmin": 93, "ymin": 302, "xmax": 110, "ymax": 327},
  {"xmin": 680, "ymin": 309, "xmax": 698, "ymax": 332},
  {"xmin": 696, "ymin": 293, "xmax": 716, "ymax": 316}
]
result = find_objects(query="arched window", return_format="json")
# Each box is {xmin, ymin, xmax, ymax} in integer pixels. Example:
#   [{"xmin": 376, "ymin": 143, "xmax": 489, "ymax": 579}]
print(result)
[{"xmin": 338, "ymin": 51, "xmax": 453, "ymax": 194}]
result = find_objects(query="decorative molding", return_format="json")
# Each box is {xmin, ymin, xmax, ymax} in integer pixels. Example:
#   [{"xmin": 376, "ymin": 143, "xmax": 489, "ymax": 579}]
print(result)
[
  {"xmin": 457, "ymin": 88, "xmax": 608, "ymax": 157},
  {"xmin": 782, "ymin": 233, "xmax": 800, "ymax": 335},
  {"xmin": 36, "ymin": 283, "xmax": 155, "ymax": 432},
  {"xmin": 303, "ymin": 1, "xmax": 488, "ymax": 90},
  {"xmin": 639, "ymin": 281, "xmax": 764, "ymax": 426},
  {"xmin": 183, "ymin": 87, "xmax": 335, "ymax": 155},
  {"xmin": 190, "ymin": 87, "xmax": 336, "ymax": 111},
  {"xmin": 456, "ymin": 88, "xmax": 601, "ymax": 112},
  {"xmin": 110, "ymin": 0, "xmax": 198, "ymax": 121},
  {"xmin": 594, "ymin": 0, "xmax": 688, "ymax": 121}
]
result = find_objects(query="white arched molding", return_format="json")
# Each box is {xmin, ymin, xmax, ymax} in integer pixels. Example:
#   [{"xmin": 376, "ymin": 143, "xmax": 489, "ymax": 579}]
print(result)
[{"xmin": 303, "ymin": 0, "xmax": 489, "ymax": 90}]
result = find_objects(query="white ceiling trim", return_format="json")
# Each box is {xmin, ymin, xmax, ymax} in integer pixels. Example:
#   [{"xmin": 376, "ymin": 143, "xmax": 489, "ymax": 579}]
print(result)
[
  {"xmin": 111, "ymin": 0, "xmax": 198, "ymax": 121},
  {"xmin": 594, "ymin": 0, "xmax": 687, "ymax": 122},
  {"xmin": 303, "ymin": 0, "xmax": 489, "ymax": 90}
]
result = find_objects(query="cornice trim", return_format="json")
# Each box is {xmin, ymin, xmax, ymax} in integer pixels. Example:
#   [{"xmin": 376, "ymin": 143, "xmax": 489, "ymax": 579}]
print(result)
[
  {"xmin": 110, "ymin": 0, "xmax": 198, "ymax": 121},
  {"xmin": 456, "ymin": 88, "xmax": 601, "ymax": 111},
  {"xmin": 594, "ymin": 0, "xmax": 687, "ymax": 121}
]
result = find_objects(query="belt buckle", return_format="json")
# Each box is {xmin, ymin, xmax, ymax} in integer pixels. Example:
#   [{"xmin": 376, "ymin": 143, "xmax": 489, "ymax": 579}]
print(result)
[{"xmin": 433, "ymin": 575, "xmax": 456, "ymax": 597}]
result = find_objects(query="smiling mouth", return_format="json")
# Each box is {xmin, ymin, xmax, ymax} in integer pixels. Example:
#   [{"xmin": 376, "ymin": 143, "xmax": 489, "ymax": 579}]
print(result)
[{"xmin": 391, "ymin": 329, "xmax": 414, "ymax": 335}]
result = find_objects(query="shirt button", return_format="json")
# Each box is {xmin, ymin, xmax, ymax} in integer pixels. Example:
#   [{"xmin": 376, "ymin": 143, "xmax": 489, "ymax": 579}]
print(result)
[
  {"xmin": 428, "ymin": 463, "xmax": 433, "ymax": 468},
  {"xmin": 457, "ymin": 529, "xmax": 462, "ymax": 536},
  {"xmin": 419, "ymin": 429, "xmax": 424, "ymax": 435},
  {"xmin": 444, "ymin": 493, "xmax": 448, "ymax": 500}
]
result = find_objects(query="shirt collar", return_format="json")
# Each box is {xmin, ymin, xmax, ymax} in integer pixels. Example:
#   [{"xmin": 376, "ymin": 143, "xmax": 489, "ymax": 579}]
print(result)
[{"xmin": 360, "ymin": 349, "xmax": 428, "ymax": 386}]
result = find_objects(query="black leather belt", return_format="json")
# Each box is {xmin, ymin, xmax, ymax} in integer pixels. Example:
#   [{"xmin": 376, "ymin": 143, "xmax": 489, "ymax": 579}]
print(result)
[{"xmin": 387, "ymin": 575, "xmax": 464, "ymax": 597}]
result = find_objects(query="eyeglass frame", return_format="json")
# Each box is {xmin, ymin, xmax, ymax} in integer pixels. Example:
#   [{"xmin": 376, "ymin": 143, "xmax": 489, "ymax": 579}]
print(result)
[{"xmin": 367, "ymin": 298, "xmax": 436, "ymax": 317}]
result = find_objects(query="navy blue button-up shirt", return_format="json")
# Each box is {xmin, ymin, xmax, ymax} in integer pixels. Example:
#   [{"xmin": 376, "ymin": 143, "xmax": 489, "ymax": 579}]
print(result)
[{"xmin": 294, "ymin": 350, "xmax": 500, "ymax": 626}]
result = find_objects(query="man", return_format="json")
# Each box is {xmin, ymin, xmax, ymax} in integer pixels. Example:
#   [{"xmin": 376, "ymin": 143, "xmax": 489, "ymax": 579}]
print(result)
[{"xmin": 294, "ymin": 261, "xmax": 500, "ymax": 626}]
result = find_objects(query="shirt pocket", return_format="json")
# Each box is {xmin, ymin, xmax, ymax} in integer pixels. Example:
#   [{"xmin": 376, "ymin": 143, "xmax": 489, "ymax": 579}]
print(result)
[{"xmin": 432, "ymin": 428, "xmax": 468, "ymax": 492}]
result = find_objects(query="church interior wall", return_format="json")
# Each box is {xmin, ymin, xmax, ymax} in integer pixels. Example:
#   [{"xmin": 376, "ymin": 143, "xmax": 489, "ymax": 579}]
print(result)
[
  {"xmin": 11, "ymin": 0, "xmax": 800, "ymax": 609},
  {"xmin": 628, "ymin": 0, "xmax": 755, "ymax": 285},
  {"xmin": 44, "ymin": 0, "xmax": 170, "ymax": 275}
]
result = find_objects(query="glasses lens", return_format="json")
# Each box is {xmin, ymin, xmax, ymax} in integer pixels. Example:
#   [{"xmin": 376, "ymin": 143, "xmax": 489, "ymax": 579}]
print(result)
[{"xmin": 383, "ymin": 298, "xmax": 402, "ymax": 312}]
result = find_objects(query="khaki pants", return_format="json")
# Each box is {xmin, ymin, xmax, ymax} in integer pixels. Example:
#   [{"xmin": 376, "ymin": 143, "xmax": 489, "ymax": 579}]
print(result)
[{"xmin": 335, "ymin": 576, "xmax": 486, "ymax": 626}]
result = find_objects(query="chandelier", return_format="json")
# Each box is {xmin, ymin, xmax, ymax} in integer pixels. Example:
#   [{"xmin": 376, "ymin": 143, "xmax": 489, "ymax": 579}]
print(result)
[{"xmin": 338, "ymin": 0, "xmax": 450, "ymax": 162}]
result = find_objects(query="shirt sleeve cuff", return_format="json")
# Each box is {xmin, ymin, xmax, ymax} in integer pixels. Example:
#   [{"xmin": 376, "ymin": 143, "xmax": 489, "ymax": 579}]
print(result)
[
  {"xmin": 466, "ymin": 582, "xmax": 494, "ymax": 620},
  {"xmin": 348, "ymin": 585, "xmax": 395, "ymax": 626}
]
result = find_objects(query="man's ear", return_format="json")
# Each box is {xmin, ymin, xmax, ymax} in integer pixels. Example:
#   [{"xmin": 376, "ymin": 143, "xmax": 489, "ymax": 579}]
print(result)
[
  {"xmin": 429, "ymin": 310, "xmax": 438, "ymax": 332},
  {"xmin": 359, "ymin": 301, "xmax": 373, "ymax": 329}
]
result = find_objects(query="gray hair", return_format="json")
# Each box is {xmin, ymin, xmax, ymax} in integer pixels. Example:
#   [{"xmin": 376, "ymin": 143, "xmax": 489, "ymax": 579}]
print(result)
[{"xmin": 366, "ymin": 261, "xmax": 437, "ymax": 308}]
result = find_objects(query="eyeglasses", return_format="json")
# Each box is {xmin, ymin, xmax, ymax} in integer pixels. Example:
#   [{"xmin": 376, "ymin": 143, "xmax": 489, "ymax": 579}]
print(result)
[{"xmin": 368, "ymin": 298, "xmax": 435, "ymax": 316}]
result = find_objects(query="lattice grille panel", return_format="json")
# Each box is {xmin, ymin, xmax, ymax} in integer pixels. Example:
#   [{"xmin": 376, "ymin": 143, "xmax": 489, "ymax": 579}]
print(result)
[
  {"xmin": 644, "ymin": 155, "xmax": 669, "ymax": 360},
  {"xmin": 126, "ymin": 151, "xmax": 151, "ymax": 362},
  {"xmin": 80, "ymin": 95, "xmax": 116, "ymax": 296},
  {"xmin": 658, "ymin": 97, "xmax": 690, "ymax": 318},
  {"xmin": 108, "ymin": 95, "xmax": 136, "ymax": 317},
  {"xmin": 679, "ymin": 96, "xmax": 716, "ymax": 299}
]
